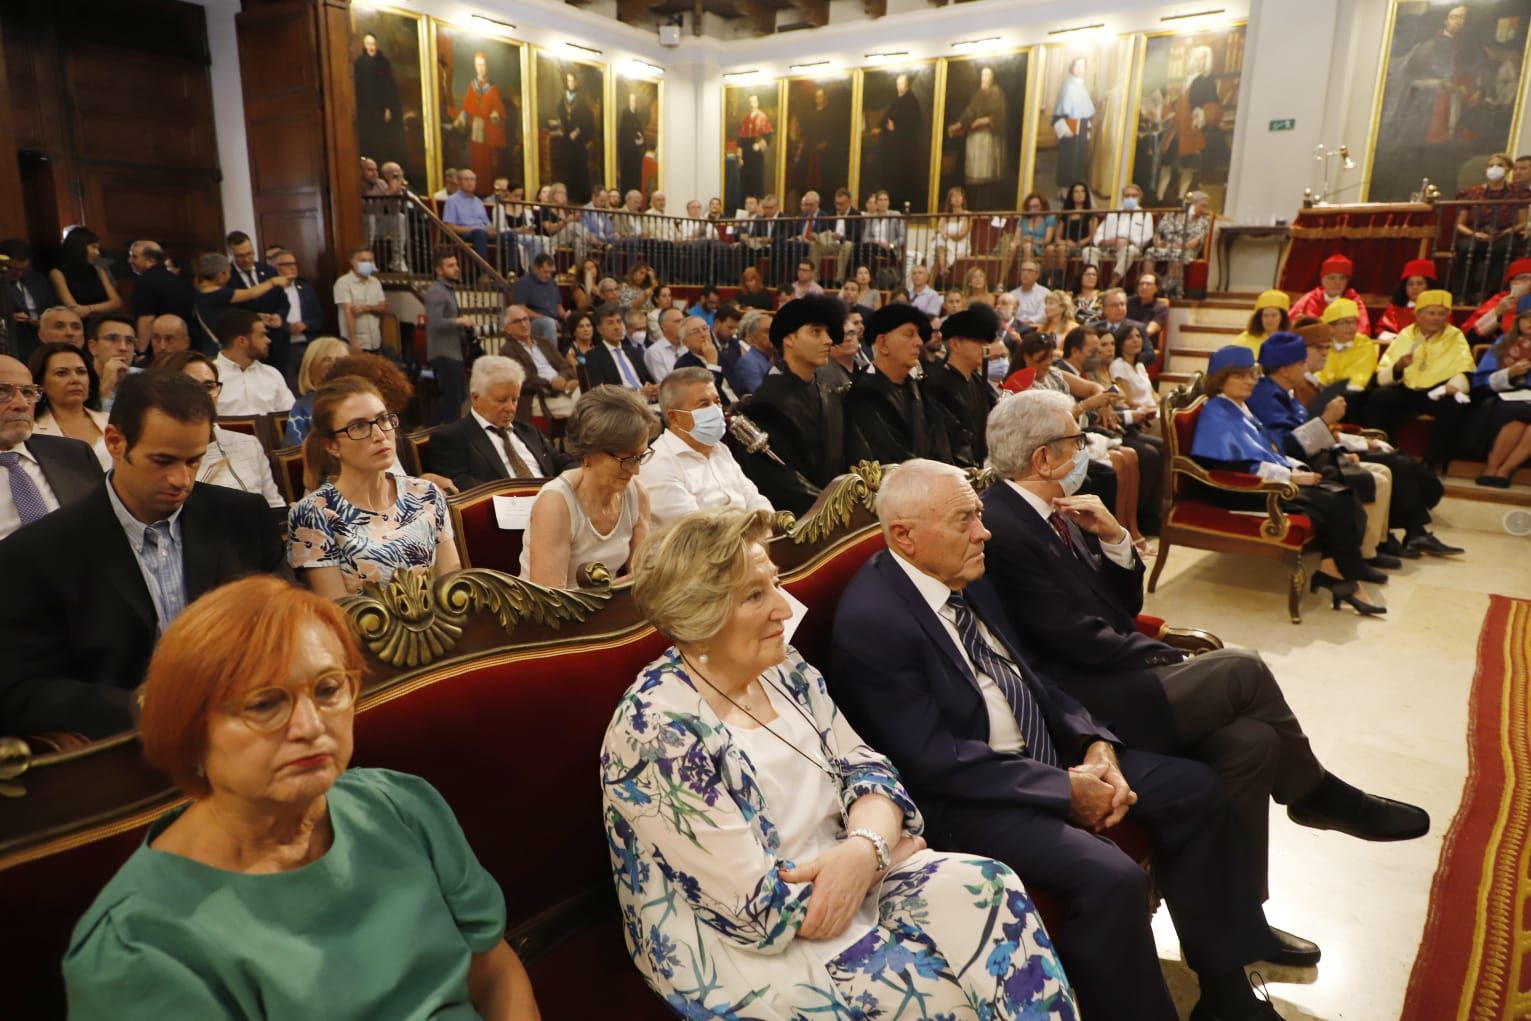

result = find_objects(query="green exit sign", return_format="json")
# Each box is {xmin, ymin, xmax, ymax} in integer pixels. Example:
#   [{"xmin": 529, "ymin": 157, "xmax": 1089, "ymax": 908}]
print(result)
[{"xmin": 1269, "ymin": 118, "xmax": 1296, "ymax": 132}]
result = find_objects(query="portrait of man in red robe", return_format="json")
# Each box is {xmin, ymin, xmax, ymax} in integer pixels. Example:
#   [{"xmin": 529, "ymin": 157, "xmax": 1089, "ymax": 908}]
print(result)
[{"xmin": 454, "ymin": 52, "xmax": 509, "ymax": 190}]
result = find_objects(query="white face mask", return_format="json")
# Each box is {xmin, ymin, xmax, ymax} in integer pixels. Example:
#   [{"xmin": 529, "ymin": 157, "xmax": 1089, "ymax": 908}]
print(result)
[
  {"xmin": 679, "ymin": 403, "xmax": 727, "ymax": 447},
  {"xmin": 1487, "ymin": 165, "xmax": 1508, "ymax": 183},
  {"xmin": 1121, "ymin": 196, "xmax": 1140, "ymax": 211}
]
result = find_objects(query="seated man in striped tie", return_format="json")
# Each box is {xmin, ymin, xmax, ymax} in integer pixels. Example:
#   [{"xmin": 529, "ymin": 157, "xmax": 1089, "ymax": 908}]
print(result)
[
  {"xmin": 427, "ymin": 355, "xmax": 572, "ymax": 491},
  {"xmin": 0, "ymin": 354, "xmax": 102, "ymax": 541},
  {"xmin": 829, "ymin": 459, "xmax": 1285, "ymax": 1021}
]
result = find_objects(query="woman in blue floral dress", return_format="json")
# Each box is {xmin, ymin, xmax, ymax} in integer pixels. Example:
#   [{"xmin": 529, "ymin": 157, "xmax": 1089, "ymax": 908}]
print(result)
[
  {"xmin": 288, "ymin": 376, "xmax": 461, "ymax": 598},
  {"xmin": 602, "ymin": 508, "xmax": 1077, "ymax": 1020}
]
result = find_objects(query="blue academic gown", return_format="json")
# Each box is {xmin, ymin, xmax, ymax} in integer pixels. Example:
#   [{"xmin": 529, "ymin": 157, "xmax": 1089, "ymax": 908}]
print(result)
[{"xmin": 1189, "ymin": 394, "xmax": 1295, "ymax": 473}]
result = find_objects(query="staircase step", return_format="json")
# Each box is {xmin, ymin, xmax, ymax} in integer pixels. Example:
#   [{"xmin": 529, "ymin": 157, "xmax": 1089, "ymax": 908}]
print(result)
[
  {"xmin": 1440, "ymin": 475, "xmax": 1531, "ymax": 508},
  {"xmin": 1178, "ymin": 323, "xmax": 1243, "ymax": 336}
]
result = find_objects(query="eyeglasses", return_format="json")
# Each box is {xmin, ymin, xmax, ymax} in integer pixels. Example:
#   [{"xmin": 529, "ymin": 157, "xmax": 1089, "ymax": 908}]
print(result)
[
  {"xmin": 1041, "ymin": 432, "xmax": 1087, "ymax": 453},
  {"xmin": 0, "ymin": 383, "xmax": 44, "ymax": 404},
  {"xmin": 612, "ymin": 447, "xmax": 655, "ymax": 470},
  {"xmin": 224, "ymin": 670, "xmax": 359, "ymax": 732},
  {"xmin": 333, "ymin": 412, "xmax": 400, "ymax": 441},
  {"xmin": 197, "ymin": 380, "xmax": 223, "ymax": 395}
]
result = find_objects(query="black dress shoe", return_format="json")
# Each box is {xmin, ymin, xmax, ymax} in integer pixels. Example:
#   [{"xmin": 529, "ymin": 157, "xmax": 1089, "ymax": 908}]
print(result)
[
  {"xmin": 1367, "ymin": 552, "xmax": 1403, "ymax": 570},
  {"xmin": 1377, "ymin": 534, "xmax": 1421, "ymax": 559},
  {"xmin": 1288, "ymin": 774, "xmax": 1430, "ymax": 841},
  {"xmin": 1355, "ymin": 564, "xmax": 1389, "ymax": 584},
  {"xmin": 1190, "ymin": 997, "xmax": 1284, "ymax": 1020},
  {"xmin": 1263, "ymin": 925, "xmax": 1322, "ymax": 967},
  {"xmin": 1406, "ymin": 531, "xmax": 1465, "ymax": 555}
]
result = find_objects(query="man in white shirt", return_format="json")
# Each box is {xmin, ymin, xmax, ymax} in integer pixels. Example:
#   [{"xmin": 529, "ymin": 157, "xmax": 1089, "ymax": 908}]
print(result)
[
  {"xmin": 640, "ymin": 366, "xmax": 772, "ymax": 525},
  {"xmin": 211, "ymin": 308, "xmax": 295, "ymax": 415},
  {"xmin": 1084, "ymin": 184, "xmax": 1155, "ymax": 286},
  {"xmin": 0, "ymin": 355, "xmax": 102, "ymax": 539},
  {"xmin": 908, "ymin": 263, "xmax": 942, "ymax": 319},
  {"xmin": 644, "ymin": 307, "xmax": 684, "ymax": 382},
  {"xmin": 333, "ymin": 245, "xmax": 387, "ymax": 354},
  {"xmin": 1005, "ymin": 260, "xmax": 1049, "ymax": 326}
]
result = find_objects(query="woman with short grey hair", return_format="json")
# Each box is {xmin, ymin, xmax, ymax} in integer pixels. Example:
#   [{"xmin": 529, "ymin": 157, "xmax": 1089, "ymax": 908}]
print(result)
[
  {"xmin": 520, "ymin": 385, "xmax": 657, "ymax": 587},
  {"xmin": 193, "ymin": 251, "xmax": 288, "ymax": 352}
]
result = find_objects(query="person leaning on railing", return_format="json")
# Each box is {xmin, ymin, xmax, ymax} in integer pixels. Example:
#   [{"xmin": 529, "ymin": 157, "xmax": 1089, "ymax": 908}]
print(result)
[
  {"xmin": 1449, "ymin": 152, "xmax": 1526, "ymax": 303},
  {"xmin": 63, "ymin": 576, "xmax": 541, "ymax": 1020}
]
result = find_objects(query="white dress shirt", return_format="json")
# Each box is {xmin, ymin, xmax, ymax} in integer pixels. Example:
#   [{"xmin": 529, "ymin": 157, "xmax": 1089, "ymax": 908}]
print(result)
[
  {"xmin": 1004, "ymin": 480, "xmax": 1135, "ymax": 569},
  {"xmin": 471, "ymin": 408, "xmax": 541, "ymax": 477},
  {"xmin": 638, "ymin": 428, "xmax": 773, "ymax": 526},
  {"xmin": 887, "ymin": 550, "xmax": 1026, "ymax": 754},
  {"xmin": 198, "ymin": 426, "xmax": 284, "ymax": 508},
  {"xmin": 214, "ymin": 352, "xmax": 296, "ymax": 415},
  {"xmin": 0, "ymin": 440, "xmax": 62, "ymax": 539},
  {"xmin": 1092, "ymin": 211, "xmax": 1155, "ymax": 247},
  {"xmin": 644, "ymin": 339, "xmax": 680, "ymax": 382},
  {"xmin": 284, "ymin": 285, "xmax": 304, "ymax": 325}
]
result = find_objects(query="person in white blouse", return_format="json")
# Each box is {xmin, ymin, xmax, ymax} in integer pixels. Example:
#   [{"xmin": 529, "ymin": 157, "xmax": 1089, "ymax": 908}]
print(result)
[
  {"xmin": 640, "ymin": 367, "xmax": 773, "ymax": 526},
  {"xmin": 211, "ymin": 308, "xmax": 296, "ymax": 416},
  {"xmin": 163, "ymin": 351, "xmax": 285, "ymax": 509},
  {"xmin": 1084, "ymin": 184, "xmax": 1155, "ymax": 287},
  {"xmin": 1108, "ymin": 321, "xmax": 1158, "ymax": 422}
]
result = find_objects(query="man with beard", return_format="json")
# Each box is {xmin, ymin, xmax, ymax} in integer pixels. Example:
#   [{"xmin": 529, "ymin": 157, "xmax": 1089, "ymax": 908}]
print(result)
[
  {"xmin": 618, "ymin": 91, "xmax": 647, "ymax": 196},
  {"xmin": 551, "ymin": 70, "xmax": 597, "ymax": 203},
  {"xmin": 355, "ymin": 32, "xmax": 404, "ymax": 164}
]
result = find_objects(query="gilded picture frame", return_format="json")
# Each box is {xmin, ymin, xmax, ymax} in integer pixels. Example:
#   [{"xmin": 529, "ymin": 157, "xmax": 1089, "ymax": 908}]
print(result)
[
  {"xmin": 1031, "ymin": 34, "xmax": 1137, "ymax": 208},
  {"xmin": 780, "ymin": 74, "xmax": 857, "ymax": 215},
  {"xmin": 934, "ymin": 47, "xmax": 1035, "ymax": 213},
  {"xmin": 721, "ymin": 78, "xmax": 787, "ymax": 214},
  {"xmin": 349, "ymin": 3, "xmax": 434, "ymax": 194},
  {"xmin": 427, "ymin": 19, "xmax": 530, "ymax": 199},
  {"xmin": 529, "ymin": 48, "xmax": 609, "ymax": 205},
  {"xmin": 853, "ymin": 61, "xmax": 941, "ymax": 214},
  {"xmin": 611, "ymin": 69, "xmax": 663, "ymax": 199}
]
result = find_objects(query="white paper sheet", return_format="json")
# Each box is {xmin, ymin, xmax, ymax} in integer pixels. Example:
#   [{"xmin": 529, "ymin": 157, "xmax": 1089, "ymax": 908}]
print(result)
[
  {"xmin": 492, "ymin": 495, "xmax": 538, "ymax": 531},
  {"xmin": 781, "ymin": 588, "xmax": 810, "ymax": 646}
]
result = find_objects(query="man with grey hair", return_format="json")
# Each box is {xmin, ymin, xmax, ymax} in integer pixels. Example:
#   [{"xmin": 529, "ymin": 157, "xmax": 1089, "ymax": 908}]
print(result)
[
  {"xmin": 1083, "ymin": 183, "xmax": 1154, "ymax": 286},
  {"xmin": 831, "ymin": 457, "xmax": 1287, "ymax": 1021},
  {"xmin": 644, "ymin": 306, "xmax": 684, "ymax": 382},
  {"xmin": 640, "ymin": 366, "xmax": 771, "ymax": 525},
  {"xmin": 147, "ymin": 315, "xmax": 192, "ymax": 362},
  {"xmin": 721, "ymin": 308, "xmax": 773, "ymax": 397},
  {"xmin": 427, "ymin": 353, "xmax": 570, "ymax": 490},
  {"xmin": 981, "ymin": 390, "xmax": 1429, "ymax": 943},
  {"xmin": 503, "ymin": 303, "xmax": 576, "ymax": 424},
  {"xmin": 38, "ymin": 306, "xmax": 86, "ymax": 349},
  {"xmin": 130, "ymin": 242, "xmax": 197, "ymax": 356},
  {"xmin": 672, "ymin": 314, "xmax": 722, "ymax": 389}
]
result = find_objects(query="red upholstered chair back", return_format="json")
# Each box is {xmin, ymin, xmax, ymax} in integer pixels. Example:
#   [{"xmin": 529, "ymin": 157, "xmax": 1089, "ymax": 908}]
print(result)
[
  {"xmin": 448, "ymin": 479, "xmax": 547, "ymax": 572},
  {"xmin": 219, "ymin": 415, "xmax": 260, "ymax": 440},
  {"xmin": 402, "ymin": 427, "xmax": 435, "ymax": 477},
  {"xmin": 782, "ymin": 529, "xmax": 887, "ymax": 673},
  {"xmin": 1167, "ymin": 397, "xmax": 1204, "ymax": 497},
  {"xmin": 970, "ymin": 216, "xmax": 1007, "ymax": 253},
  {"xmin": 271, "ymin": 444, "xmax": 306, "ymax": 504}
]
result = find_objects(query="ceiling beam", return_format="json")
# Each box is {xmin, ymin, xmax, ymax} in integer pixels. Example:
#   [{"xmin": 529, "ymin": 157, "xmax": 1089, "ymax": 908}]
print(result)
[
  {"xmin": 789, "ymin": 0, "xmax": 828, "ymax": 27},
  {"xmin": 864, "ymin": 0, "xmax": 886, "ymax": 16},
  {"xmin": 616, "ymin": 0, "xmax": 656, "ymax": 24},
  {"xmin": 734, "ymin": 0, "xmax": 778, "ymax": 35}
]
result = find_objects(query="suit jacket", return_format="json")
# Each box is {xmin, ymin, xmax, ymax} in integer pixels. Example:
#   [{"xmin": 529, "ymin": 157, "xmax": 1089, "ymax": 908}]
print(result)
[
  {"xmin": 743, "ymin": 214, "xmax": 784, "ymax": 244},
  {"xmin": 229, "ymin": 261, "xmax": 283, "ymax": 315},
  {"xmin": 843, "ymin": 366, "xmax": 951, "ymax": 465},
  {"xmin": 822, "ymin": 207, "xmax": 864, "ymax": 243},
  {"xmin": 427, "ymin": 414, "xmax": 572, "ymax": 491},
  {"xmin": 829, "ymin": 552, "xmax": 1117, "ymax": 836},
  {"xmin": 288, "ymin": 277, "xmax": 326, "ymax": 337},
  {"xmin": 9, "ymin": 269, "xmax": 56, "ymax": 359},
  {"xmin": 0, "ymin": 481, "xmax": 285, "ymax": 738},
  {"xmin": 25, "ymin": 434, "xmax": 103, "ymax": 512},
  {"xmin": 504, "ymin": 335, "xmax": 577, "ymax": 423},
  {"xmin": 978, "ymin": 482, "xmax": 1178, "ymax": 752},
  {"xmin": 584, "ymin": 339, "xmax": 654, "ymax": 390}
]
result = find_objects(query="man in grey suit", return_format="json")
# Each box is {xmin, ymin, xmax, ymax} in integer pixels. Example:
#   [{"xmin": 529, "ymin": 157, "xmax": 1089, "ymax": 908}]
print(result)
[
  {"xmin": 0, "ymin": 354, "xmax": 102, "ymax": 540},
  {"xmin": 502, "ymin": 304, "xmax": 576, "ymax": 424},
  {"xmin": 424, "ymin": 249, "xmax": 476, "ymax": 426}
]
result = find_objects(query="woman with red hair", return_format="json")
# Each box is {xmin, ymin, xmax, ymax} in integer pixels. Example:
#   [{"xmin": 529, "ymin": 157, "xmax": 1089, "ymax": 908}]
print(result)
[{"xmin": 63, "ymin": 576, "xmax": 541, "ymax": 1019}]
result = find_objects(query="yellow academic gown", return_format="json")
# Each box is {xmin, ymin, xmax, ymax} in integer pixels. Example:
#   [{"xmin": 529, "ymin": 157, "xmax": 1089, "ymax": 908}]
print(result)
[
  {"xmin": 1316, "ymin": 335, "xmax": 1381, "ymax": 391},
  {"xmin": 1375, "ymin": 324, "xmax": 1476, "ymax": 391}
]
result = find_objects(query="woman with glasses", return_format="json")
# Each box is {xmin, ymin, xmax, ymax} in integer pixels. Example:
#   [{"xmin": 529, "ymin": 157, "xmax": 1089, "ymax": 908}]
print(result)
[
  {"xmin": 29, "ymin": 342, "xmax": 111, "ymax": 470},
  {"xmin": 159, "ymin": 350, "xmax": 284, "ymax": 508},
  {"xmin": 287, "ymin": 376, "xmax": 460, "ymax": 598},
  {"xmin": 64, "ymin": 576, "xmax": 542, "ymax": 1019},
  {"xmin": 521, "ymin": 385, "xmax": 656, "ymax": 588}
]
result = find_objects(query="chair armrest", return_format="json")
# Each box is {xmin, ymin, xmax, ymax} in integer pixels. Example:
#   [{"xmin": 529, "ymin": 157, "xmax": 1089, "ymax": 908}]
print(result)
[
  {"xmin": 1169, "ymin": 456, "xmax": 1299, "ymax": 542},
  {"xmin": 1161, "ymin": 626, "xmax": 1224, "ymax": 655},
  {"xmin": 1335, "ymin": 423, "xmax": 1390, "ymax": 442},
  {"xmin": 1134, "ymin": 614, "xmax": 1167, "ymax": 639}
]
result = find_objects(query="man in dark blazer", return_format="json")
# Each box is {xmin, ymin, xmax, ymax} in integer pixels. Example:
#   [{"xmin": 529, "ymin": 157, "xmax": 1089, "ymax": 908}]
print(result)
[
  {"xmin": 0, "ymin": 354, "xmax": 102, "ymax": 540},
  {"xmin": 829, "ymin": 458, "xmax": 1283, "ymax": 1021},
  {"xmin": 503, "ymin": 304, "xmax": 577, "ymax": 425},
  {"xmin": 226, "ymin": 231, "xmax": 290, "ymax": 376},
  {"xmin": 1, "ymin": 239, "xmax": 57, "ymax": 364},
  {"xmin": 427, "ymin": 354, "xmax": 573, "ymax": 491},
  {"xmin": 268, "ymin": 249, "xmax": 325, "ymax": 383},
  {"xmin": 0, "ymin": 371, "xmax": 283, "ymax": 739},
  {"xmin": 583, "ymin": 303, "xmax": 657, "ymax": 398},
  {"xmin": 978, "ymin": 389, "xmax": 1432, "ymax": 963}
]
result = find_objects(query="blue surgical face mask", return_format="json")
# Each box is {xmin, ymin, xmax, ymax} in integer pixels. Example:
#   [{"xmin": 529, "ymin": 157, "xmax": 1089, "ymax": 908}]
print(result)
[
  {"xmin": 1049, "ymin": 445, "xmax": 1090, "ymax": 496},
  {"xmin": 986, "ymin": 357, "xmax": 1009, "ymax": 383},
  {"xmin": 355, "ymin": 261, "xmax": 376, "ymax": 277},
  {"xmin": 681, "ymin": 404, "xmax": 727, "ymax": 446},
  {"xmin": 1121, "ymin": 196, "xmax": 1140, "ymax": 211}
]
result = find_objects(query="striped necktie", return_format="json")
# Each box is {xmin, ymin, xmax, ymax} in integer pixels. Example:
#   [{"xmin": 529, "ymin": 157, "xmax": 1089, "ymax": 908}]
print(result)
[
  {"xmin": 945, "ymin": 592, "xmax": 1059, "ymax": 766},
  {"xmin": 0, "ymin": 450, "xmax": 49, "ymax": 526}
]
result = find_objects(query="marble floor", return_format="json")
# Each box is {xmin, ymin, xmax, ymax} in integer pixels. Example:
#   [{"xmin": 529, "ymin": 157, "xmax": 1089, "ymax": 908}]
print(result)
[{"xmin": 1141, "ymin": 497, "xmax": 1531, "ymax": 1021}]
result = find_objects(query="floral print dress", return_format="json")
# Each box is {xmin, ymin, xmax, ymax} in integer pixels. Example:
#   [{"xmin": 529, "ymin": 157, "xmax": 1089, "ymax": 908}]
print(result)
[
  {"xmin": 287, "ymin": 474, "xmax": 453, "ymax": 594},
  {"xmin": 601, "ymin": 647, "xmax": 1077, "ymax": 1020}
]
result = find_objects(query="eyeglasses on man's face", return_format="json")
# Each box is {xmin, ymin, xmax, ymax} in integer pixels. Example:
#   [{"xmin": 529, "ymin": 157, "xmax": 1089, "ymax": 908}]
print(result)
[
  {"xmin": 195, "ymin": 379, "xmax": 223, "ymax": 395},
  {"xmin": 333, "ymin": 412, "xmax": 400, "ymax": 441},
  {"xmin": 612, "ymin": 447, "xmax": 655, "ymax": 471},
  {"xmin": 0, "ymin": 383, "xmax": 44, "ymax": 405},
  {"xmin": 225, "ymin": 669, "xmax": 359, "ymax": 732},
  {"xmin": 1041, "ymin": 432, "xmax": 1087, "ymax": 454}
]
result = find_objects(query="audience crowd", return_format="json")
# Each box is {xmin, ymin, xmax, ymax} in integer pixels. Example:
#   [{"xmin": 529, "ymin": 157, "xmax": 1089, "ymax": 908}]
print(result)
[{"xmin": 5, "ymin": 163, "xmax": 1530, "ymax": 1020}]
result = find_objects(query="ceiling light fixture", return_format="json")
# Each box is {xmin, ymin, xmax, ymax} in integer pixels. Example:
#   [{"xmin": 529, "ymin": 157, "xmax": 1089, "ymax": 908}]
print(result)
[
  {"xmin": 1160, "ymin": 8, "xmax": 1227, "ymax": 22},
  {"xmin": 950, "ymin": 36, "xmax": 1001, "ymax": 50},
  {"xmin": 1048, "ymin": 22, "xmax": 1105, "ymax": 36},
  {"xmin": 723, "ymin": 70, "xmax": 761, "ymax": 81},
  {"xmin": 470, "ymin": 14, "xmax": 515, "ymax": 31},
  {"xmin": 789, "ymin": 60, "xmax": 831, "ymax": 71},
  {"xmin": 865, "ymin": 50, "xmax": 910, "ymax": 61},
  {"xmin": 565, "ymin": 42, "xmax": 603, "ymax": 56}
]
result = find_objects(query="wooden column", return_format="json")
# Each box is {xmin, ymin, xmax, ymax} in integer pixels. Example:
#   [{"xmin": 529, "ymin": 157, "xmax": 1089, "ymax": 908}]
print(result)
[{"xmin": 0, "ymin": 25, "xmax": 30, "ymax": 241}]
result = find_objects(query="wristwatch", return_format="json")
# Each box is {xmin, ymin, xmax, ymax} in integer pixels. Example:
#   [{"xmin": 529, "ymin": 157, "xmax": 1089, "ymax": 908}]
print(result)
[{"xmin": 846, "ymin": 827, "xmax": 891, "ymax": 870}]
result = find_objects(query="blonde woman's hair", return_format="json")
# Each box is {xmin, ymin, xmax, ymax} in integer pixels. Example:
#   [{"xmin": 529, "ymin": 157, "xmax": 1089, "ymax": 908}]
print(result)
[
  {"xmin": 633, "ymin": 508, "xmax": 775, "ymax": 643},
  {"xmin": 297, "ymin": 337, "xmax": 349, "ymax": 396}
]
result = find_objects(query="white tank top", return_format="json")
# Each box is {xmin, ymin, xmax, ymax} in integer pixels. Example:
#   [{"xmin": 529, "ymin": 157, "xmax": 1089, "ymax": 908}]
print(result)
[{"xmin": 520, "ymin": 472, "xmax": 639, "ymax": 587}]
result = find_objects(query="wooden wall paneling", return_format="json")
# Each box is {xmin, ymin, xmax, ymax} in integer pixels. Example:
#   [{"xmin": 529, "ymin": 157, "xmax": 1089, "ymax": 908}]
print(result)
[
  {"xmin": 79, "ymin": 173, "xmax": 223, "ymax": 254},
  {"xmin": 2, "ymin": 11, "xmax": 82, "ymax": 232},
  {"xmin": 0, "ymin": 25, "xmax": 29, "ymax": 240},
  {"xmin": 3, "ymin": 28, "xmax": 45, "ymax": 152},
  {"xmin": 318, "ymin": 0, "xmax": 362, "ymax": 272},
  {"xmin": 65, "ymin": 43, "xmax": 220, "ymax": 172}
]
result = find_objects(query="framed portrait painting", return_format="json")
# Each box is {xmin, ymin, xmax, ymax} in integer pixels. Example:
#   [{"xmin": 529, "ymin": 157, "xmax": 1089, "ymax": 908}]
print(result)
[
  {"xmin": 1034, "ymin": 35, "xmax": 1136, "ymax": 207},
  {"xmin": 612, "ymin": 72, "xmax": 661, "ymax": 198},
  {"xmin": 856, "ymin": 63, "xmax": 938, "ymax": 213},
  {"xmin": 1365, "ymin": 0, "xmax": 1531, "ymax": 201},
  {"xmin": 532, "ymin": 52, "xmax": 607, "ymax": 205},
  {"xmin": 1128, "ymin": 23, "xmax": 1247, "ymax": 212},
  {"xmin": 430, "ymin": 22, "xmax": 527, "ymax": 197},
  {"xmin": 937, "ymin": 50, "xmax": 1031, "ymax": 213},
  {"xmin": 782, "ymin": 77, "xmax": 855, "ymax": 214},
  {"xmin": 349, "ymin": 5, "xmax": 430, "ymax": 191},
  {"xmin": 722, "ymin": 81, "xmax": 784, "ymax": 213}
]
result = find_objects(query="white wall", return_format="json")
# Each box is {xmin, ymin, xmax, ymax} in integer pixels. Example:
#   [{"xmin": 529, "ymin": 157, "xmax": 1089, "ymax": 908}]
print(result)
[{"xmin": 196, "ymin": 0, "xmax": 256, "ymax": 236}]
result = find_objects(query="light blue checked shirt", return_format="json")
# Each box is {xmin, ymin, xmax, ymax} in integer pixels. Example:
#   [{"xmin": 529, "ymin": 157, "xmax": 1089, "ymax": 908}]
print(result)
[{"xmin": 105, "ymin": 472, "xmax": 187, "ymax": 635}]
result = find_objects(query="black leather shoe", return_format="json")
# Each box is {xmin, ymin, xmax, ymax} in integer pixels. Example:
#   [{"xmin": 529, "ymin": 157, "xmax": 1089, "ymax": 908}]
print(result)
[
  {"xmin": 1355, "ymin": 564, "xmax": 1389, "ymax": 584},
  {"xmin": 1406, "ymin": 531, "xmax": 1465, "ymax": 555},
  {"xmin": 1287, "ymin": 775, "xmax": 1430, "ymax": 841},
  {"xmin": 1189, "ymin": 996, "xmax": 1284, "ymax": 1020},
  {"xmin": 1377, "ymin": 534, "xmax": 1421, "ymax": 559},
  {"xmin": 1367, "ymin": 553, "xmax": 1403, "ymax": 570},
  {"xmin": 1262, "ymin": 925, "xmax": 1321, "ymax": 967}
]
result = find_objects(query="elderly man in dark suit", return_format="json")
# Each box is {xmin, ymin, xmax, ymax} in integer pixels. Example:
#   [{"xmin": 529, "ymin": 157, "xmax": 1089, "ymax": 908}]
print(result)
[
  {"xmin": 0, "ymin": 354, "xmax": 102, "ymax": 540},
  {"xmin": 0, "ymin": 371, "xmax": 283, "ymax": 739},
  {"xmin": 427, "ymin": 354, "xmax": 573, "ymax": 491},
  {"xmin": 830, "ymin": 458, "xmax": 1284, "ymax": 1021},
  {"xmin": 979, "ymin": 389, "xmax": 1431, "ymax": 965}
]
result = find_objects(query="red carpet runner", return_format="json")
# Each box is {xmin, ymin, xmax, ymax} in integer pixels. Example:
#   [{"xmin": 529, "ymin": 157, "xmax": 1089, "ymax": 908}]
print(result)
[{"xmin": 1401, "ymin": 595, "xmax": 1531, "ymax": 1021}]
